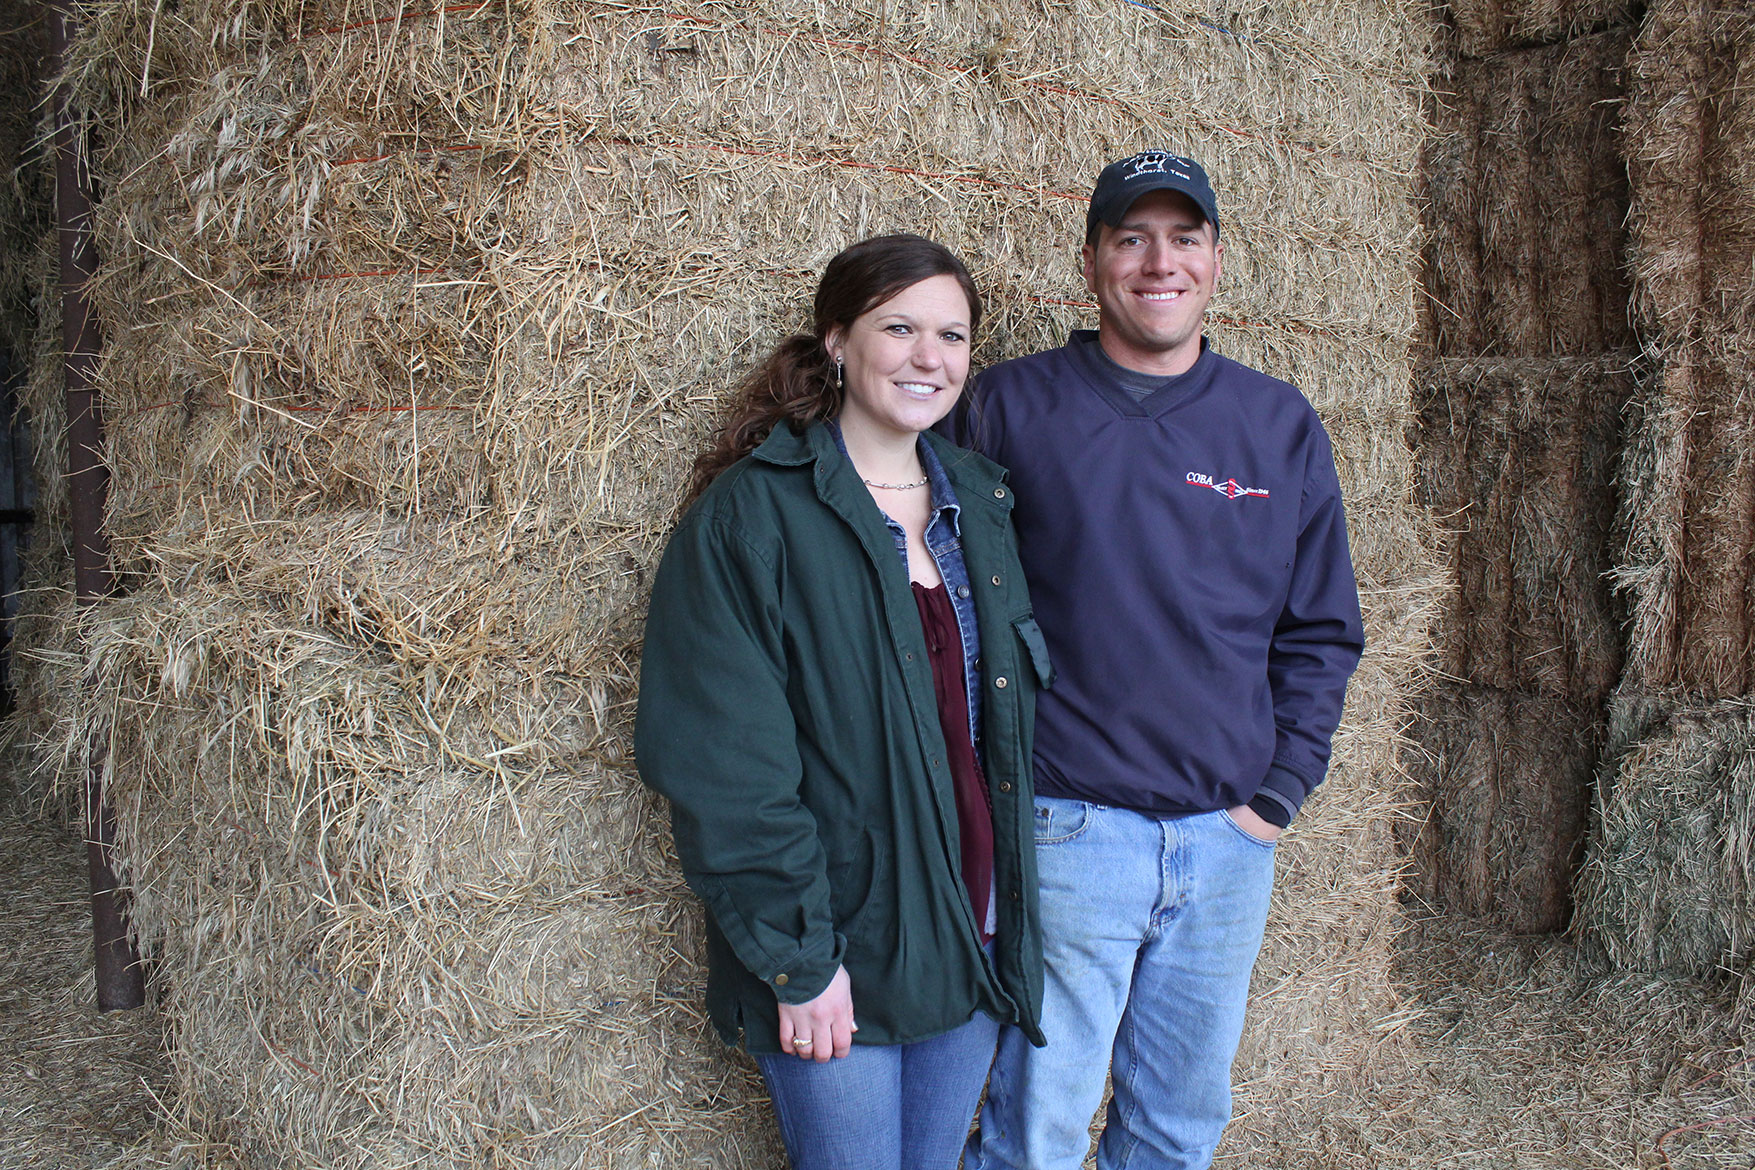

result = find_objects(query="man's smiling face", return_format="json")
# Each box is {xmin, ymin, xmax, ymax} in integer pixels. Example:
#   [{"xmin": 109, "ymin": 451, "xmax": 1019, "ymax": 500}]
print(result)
[{"xmin": 1081, "ymin": 188, "xmax": 1223, "ymax": 377}]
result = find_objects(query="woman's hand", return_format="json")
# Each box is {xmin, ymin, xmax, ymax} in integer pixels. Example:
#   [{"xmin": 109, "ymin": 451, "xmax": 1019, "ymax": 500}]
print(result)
[{"xmin": 776, "ymin": 965, "xmax": 857, "ymax": 1061}]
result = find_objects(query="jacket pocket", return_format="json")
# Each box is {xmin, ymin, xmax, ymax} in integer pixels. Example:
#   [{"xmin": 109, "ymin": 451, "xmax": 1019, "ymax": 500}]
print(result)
[
  {"xmin": 827, "ymin": 827, "xmax": 887, "ymax": 948},
  {"xmin": 1011, "ymin": 616, "xmax": 1055, "ymax": 689}
]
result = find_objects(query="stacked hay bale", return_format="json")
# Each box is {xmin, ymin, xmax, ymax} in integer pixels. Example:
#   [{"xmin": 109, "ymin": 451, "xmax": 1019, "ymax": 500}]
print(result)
[
  {"xmin": 0, "ymin": 1, "xmax": 57, "ymax": 734},
  {"xmin": 1412, "ymin": 21, "xmax": 1638, "ymax": 931},
  {"xmin": 1576, "ymin": 1, "xmax": 1755, "ymax": 979},
  {"xmin": 0, "ymin": 0, "xmax": 49, "ymax": 362},
  {"xmin": 1441, "ymin": 0, "xmax": 1639, "ymax": 55},
  {"xmin": 18, "ymin": 0, "xmax": 1435, "ymax": 1164}
]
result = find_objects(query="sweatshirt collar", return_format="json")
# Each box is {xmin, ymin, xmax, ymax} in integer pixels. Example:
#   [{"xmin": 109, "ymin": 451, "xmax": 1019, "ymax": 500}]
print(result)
[{"xmin": 1065, "ymin": 329, "xmax": 1217, "ymax": 418}]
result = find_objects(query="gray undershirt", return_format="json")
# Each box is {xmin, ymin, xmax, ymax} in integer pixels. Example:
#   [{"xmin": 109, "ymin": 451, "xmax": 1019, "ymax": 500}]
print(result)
[{"xmin": 1073, "ymin": 331, "xmax": 1180, "ymax": 401}]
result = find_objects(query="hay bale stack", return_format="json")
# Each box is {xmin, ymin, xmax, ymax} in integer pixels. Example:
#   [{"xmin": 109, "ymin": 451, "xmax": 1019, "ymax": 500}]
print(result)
[
  {"xmin": 1423, "ymin": 28, "xmax": 1635, "ymax": 358},
  {"xmin": 1575, "ymin": 0, "xmax": 1755, "ymax": 978},
  {"xmin": 0, "ymin": 0, "xmax": 74, "ymax": 804},
  {"xmin": 0, "ymin": 1, "xmax": 50, "ymax": 361},
  {"xmin": 1411, "ymin": 26, "xmax": 1635, "ymax": 932},
  {"xmin": 1415, "ymin": 357, "xmax": 1629, "ymax": 698},
  {"xmin": 1441, "ymin": 1, "xmax": 1638, "ymax": 56},
  {"xmin": 19, "ymin": 1, "xmax": 1436, "ymax": 1163},
  {"xmin": 1409, "ymin": 355, "xmax": 1630, "ymax": 930},
  {"xmin": 1613, "ymin": 0, "xmax": 1755, "ymax": 700},
  {"xmin": 1577, "ymin": 695, "xmax": 1755, "ymax": 975},
  {"xmin": 1411, "ymin": 686, "xmax": 1601, "ymax": 929}
]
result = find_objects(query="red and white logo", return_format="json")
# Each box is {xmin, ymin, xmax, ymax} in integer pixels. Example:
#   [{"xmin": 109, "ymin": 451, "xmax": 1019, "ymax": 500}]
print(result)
[{"xmin": 1186, "ymin": 471, "xmax": 1269, "ymax": 501}]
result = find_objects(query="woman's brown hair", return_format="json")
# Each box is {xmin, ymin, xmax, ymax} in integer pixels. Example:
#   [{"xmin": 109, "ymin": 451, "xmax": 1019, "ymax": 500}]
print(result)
[{"xmin": 685, "ymin": 234, "xmax": 981, "ymax": 504}]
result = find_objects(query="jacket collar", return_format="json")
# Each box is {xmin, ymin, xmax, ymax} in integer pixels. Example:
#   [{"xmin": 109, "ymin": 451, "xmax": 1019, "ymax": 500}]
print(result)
[
  {"xmin": 748, "ymin": 420, "xmax": 821, "ymax": 468},
  {"xmin": 750, "ymin": 420, "xmax": 1012, "ymax": 516}
]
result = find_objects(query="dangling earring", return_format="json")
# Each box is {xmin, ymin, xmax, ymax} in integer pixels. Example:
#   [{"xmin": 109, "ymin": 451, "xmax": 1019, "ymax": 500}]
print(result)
[{"xmin": 835, "ymin": 356, "xmax": 844, "ymax": 389}]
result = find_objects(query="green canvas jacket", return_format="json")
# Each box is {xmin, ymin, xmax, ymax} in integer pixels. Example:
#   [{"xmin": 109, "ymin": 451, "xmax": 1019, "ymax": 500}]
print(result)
[{"xmin": 635, "ymin": 421, "xmax": 1050, "ymax": 1054}]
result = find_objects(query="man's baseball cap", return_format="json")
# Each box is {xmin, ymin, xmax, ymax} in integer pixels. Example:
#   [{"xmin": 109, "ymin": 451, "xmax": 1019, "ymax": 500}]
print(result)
[{"xmin": 1086, "ymin": 151, "xmax": 1221, "ymax": 241}]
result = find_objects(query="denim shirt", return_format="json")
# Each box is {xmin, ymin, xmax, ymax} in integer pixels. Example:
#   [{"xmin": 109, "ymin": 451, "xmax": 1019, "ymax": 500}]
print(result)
[{"xmin": 832, "ymin": 425, "xmax": 984, "ymax": 747}]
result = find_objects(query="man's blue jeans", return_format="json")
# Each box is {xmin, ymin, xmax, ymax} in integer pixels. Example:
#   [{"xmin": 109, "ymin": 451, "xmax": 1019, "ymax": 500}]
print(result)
[
  {"xmin": 754, "ymin": 1010, "xmax": 999, "ymax": 1170},
  {"xmin": 966, "ymin": 797, "xmax": 1278, "ymax": 1170}
]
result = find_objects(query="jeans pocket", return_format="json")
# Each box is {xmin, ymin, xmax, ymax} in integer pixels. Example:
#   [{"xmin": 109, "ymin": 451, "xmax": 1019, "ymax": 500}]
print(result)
[
  {"xmin": 1033, "ymin": 797, "xmax": 1091, "ymax": 845},
  {"xmin": 1218, "ymin": 808, "xmax": 1279, "ymax": 849}
]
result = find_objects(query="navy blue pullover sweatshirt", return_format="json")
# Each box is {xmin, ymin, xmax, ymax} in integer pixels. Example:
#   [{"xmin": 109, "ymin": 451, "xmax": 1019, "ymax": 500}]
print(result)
[{"xmin": 945, "ymin": 332, "xmax": 1363, "ymax": 824}]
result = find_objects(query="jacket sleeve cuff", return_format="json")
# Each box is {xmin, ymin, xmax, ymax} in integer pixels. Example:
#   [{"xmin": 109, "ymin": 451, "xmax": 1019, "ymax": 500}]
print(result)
[
  {"xmin": 766, "ymin": 931, "xmax": 847, "ymax": 1006},
  {"xmin": 1248, "ymin": 791, "xmax": 1293, "ymax": 829},
  {"xmin": 1252, "ymin": 763, "xmax": 1309, "ymax": 826}
]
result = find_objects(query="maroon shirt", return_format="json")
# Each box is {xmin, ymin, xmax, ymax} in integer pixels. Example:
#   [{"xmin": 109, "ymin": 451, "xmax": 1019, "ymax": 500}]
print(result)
[{"xmin": 911, "ymin": 581, "xmax": 994, "ymax": 943}]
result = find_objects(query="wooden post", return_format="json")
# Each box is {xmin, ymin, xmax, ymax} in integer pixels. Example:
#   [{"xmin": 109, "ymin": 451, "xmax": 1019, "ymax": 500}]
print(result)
[{"xmin": 49, "ymin": 0, "xmax": 144, "ymax": 1012}]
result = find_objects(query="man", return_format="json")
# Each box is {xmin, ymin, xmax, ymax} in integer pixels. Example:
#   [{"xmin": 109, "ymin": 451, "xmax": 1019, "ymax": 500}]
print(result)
[{"xmin": 948, "ymin": 152, "xmax": 1364, "ymax": 1169}]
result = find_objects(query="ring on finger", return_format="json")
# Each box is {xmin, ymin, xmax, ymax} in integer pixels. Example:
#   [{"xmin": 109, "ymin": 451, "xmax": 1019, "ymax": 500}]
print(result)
[{"xmin": 791, "ymin": 1037, "xmax": 812, "ymax": 1048}]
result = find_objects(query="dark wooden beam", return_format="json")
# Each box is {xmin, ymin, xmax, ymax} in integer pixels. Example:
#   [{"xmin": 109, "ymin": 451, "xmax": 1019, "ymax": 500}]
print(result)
[{"xmin": 49, "ymin": 0, "xmax": 144, "ymax": 1013}]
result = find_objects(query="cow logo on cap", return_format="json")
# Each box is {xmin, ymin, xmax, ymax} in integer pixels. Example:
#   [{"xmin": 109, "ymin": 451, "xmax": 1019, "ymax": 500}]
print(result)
[{"xmin": 1124, "ymin": 151, "xmax": 1196, "ymax": 184}]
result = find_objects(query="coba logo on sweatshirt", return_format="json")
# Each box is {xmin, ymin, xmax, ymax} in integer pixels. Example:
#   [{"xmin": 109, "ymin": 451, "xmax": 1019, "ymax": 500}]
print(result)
[{"xmin": 1186, "ymin": 471, "xmax": 1270, "ymax": 501}]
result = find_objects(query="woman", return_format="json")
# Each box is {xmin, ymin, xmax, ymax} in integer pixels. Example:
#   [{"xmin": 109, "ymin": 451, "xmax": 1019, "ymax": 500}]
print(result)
[{"xmin": 634, "ymin": 235, "xmax": 1052, "ymax": 1170}]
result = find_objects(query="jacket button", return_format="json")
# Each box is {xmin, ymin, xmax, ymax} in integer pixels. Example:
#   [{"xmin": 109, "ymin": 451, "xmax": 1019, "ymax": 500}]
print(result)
[
  {"xmin": 994, "ymin": 488, "xmax": 1006, "ymax": 499},
  {"xmin": 957, "ymin": 585, "xmax": 971, "ymax": 598},
  {"xmin": 1009, "ymin": 889, "xmax": 1021, "ymax": 901},
  {"xmin": 774, "ymin": 973, "xmax": 789, "ymax": 987},
  {"xmin": 990, "ymin": 575, "xmax": 1002, "ymax": 586},
  {"xmin": 999, "ymin": 781, "xmax": 1012, "ymax": 793},
  {"xmin": 994, "ymin": 677, "xmax": 1008, "ymax": 689},
  {"xmin": 932, "ymin": 757, "xmax": 942, "ymax": 769},
  {"xmin": 905, "ymin": 652, "xmax": 914, "ymax": 661}
]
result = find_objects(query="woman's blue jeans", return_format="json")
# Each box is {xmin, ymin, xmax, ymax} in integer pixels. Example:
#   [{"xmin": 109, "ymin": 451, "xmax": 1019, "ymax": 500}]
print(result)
[
  {"xmin": 967, "ymin": 797, "xmax": 1278, "ymax": 1170},
  {"xmin": 755, "ymin": 1010, "xmax": 1000, "ymax": 1170}
]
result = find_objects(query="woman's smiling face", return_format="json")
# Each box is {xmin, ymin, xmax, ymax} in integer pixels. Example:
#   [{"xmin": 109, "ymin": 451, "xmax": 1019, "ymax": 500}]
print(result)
[{"xmin": 828, "ymin": 273, "xmax": 974, "ymax": 446}]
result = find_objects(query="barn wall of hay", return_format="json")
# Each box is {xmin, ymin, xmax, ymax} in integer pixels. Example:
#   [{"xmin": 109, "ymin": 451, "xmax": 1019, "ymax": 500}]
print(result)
[
  {"xmin": 1410, "ymin": 21, "xmax": 1636, "ymax": 932},
  {"xmin": 6, "ymin": 1, "xmax": 1441, "ymax": 1164},
  {"xmin": 1414, "ymin": 0, "xmax": 1755, "ymax": 976},
  {"xmin": 1575, "ymin": 0, "xmax": 1755, "ymax": 979},
  {"xmin": 0, "ymin": 2, "xmax": 65, "ymax": 754}
]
